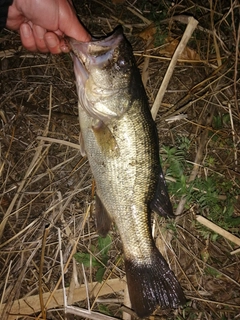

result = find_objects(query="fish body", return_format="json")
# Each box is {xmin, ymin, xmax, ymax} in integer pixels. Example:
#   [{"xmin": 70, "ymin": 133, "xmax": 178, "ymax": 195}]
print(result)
[{"xmin": 70, "ymin": 27, "xmax": 185, "ymax": 318}]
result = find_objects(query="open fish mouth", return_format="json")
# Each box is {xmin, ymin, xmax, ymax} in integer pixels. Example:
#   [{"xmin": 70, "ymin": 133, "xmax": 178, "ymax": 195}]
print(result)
[
  {"xmin": 70, "ymin": 27, "xmax": 124, "ymax": 70},
  {"xmin": 69, "ymin": 27, "xmax": 132, "ymax": 123}
]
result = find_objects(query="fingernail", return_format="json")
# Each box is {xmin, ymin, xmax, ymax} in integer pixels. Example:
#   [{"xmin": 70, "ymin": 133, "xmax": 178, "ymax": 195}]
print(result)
[
  {"xmin": 60, "ymin": 39, "xmax": 70, "ymax": 53},
  {"xmin": 34, "ymin": 25, "xmax": 45, "ymax": 39},
  {"xmin": 47, "ymin": 36, "xmax": 58, "ymax": 48},
  {"xmin": 21, "ymin": 24, "xmax": 31, "ymax": 38}
]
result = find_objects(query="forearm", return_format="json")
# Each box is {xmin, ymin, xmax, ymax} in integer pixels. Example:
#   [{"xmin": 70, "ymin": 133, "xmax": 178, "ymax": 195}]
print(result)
[{"xmin": 0, "ymin": 0, "xmax": 13, "ymax": 29}]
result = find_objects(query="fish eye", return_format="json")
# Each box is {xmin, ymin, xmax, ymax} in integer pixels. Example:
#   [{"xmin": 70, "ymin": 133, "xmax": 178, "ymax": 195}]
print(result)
[
  {"xmin": 114, "ymin": 58, "xmax": 127, "ymax": 71},
  {"xmin": 118, "ymin": 58, "xmax": 126, "ymax": 67}
]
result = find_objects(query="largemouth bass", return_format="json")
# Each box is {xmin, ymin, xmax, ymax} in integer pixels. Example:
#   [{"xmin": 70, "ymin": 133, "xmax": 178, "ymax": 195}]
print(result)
[{"xmin": 70, "ymin": 27, "xmax": 185, "ymax": 318}]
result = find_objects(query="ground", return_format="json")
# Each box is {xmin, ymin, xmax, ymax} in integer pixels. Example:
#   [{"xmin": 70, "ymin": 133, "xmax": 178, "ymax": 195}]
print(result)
[{"xmin": 0, "ymin": 1, "xmax": 240, "ymax": 319}]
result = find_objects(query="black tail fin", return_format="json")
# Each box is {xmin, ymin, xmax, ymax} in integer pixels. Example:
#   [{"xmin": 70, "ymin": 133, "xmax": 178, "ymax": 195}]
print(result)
[{"xmin": 125, "ymin": 246, "xmax": 186, "ymax": 318}]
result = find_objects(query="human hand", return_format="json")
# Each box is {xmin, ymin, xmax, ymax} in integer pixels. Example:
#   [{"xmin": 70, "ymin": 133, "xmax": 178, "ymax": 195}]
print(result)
[{"xmin": 6, "ymin": 0, "xmax": 91, "ymax": 53}]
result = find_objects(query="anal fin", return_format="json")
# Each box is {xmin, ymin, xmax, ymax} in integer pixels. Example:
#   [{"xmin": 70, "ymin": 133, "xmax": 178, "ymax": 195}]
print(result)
[{"xmin": 95, "ymin": 194, "xmax": 112, "ymax": 237}]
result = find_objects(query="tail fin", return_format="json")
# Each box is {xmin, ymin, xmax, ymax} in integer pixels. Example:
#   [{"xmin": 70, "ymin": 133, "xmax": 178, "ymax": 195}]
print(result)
[{"xmin": 125, "ymin": 246, "xmax": 186, "ymax": 318}]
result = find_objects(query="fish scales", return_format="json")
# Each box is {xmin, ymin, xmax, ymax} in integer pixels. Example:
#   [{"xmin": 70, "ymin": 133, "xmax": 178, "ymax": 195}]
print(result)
[
  {"xmin": 70, "ymin": 26, "xmax": 186, "ymax": 318},
  {"xmin": 80, "ymin": 98, "xmax": 157, "ymax": 259}
]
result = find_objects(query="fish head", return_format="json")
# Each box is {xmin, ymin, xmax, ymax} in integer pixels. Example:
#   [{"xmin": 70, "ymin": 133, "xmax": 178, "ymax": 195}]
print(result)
[{"xmin": 69, "ymin": 27, "xmax": 135, "ymax": 123}]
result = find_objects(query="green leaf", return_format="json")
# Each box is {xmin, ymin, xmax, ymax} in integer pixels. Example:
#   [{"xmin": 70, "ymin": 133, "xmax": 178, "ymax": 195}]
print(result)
[
  {"xmin": 96, "ymin": 267, "xmax": 106, "ymax": 283},
  {"xmin": 213, "ymin": 115, "xmax": 223, "ymax": 129},
  {"xmin": 211, "ymin": 233, "xmax": 219, "ymax": 242},
  {"xmin": 74, "ymin": 252, "xmax": 101, "ymax": 267},
  {"xmin": 98, "ymin": 235, "xmax": 112, "ymax": 256},
  {"xmin": 205, "ymin": 266, "xmax": 221, "ymax": 278},
  {"xmin": 98, "ymin": 304, "xmax": 111, "ymax": 315}
]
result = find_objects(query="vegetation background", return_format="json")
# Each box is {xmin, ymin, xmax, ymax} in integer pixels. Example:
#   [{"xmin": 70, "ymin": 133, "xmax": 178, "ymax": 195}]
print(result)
[{"xmin": 0, "ymin": 0, "xmax": 239, "ymax": 319}]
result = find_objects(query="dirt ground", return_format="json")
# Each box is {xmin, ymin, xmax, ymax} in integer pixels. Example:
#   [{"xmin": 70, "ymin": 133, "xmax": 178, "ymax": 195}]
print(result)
[{"xmin": 0, "ymin": 1, "xmax": 240, "ymax": 319}]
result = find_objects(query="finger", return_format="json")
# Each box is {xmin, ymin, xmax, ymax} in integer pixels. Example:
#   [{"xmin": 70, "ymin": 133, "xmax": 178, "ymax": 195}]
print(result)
[
  {"xmin": 70, "ymin": 23, "xmax": 91, "ymax": 42},
  {"xmin": 59, "ymin": 38, "xmax": 70, "ymax": 53},
  {"xmin": 44, "ymin": 32, "xmax": 61, "ymax": 54},
  {"xmin": 19, "ymin": 23, "xmax": 38, "ymax": 52},
  {"xmin": 64, "ymin": 16, "xmax": 91, "ymax": 42},
  {"xmin": 59, "ymin": 3, "xmax": 91, "ymax": 42},
  {"xmin": 65, "ymin": 0, "xmax": 91, "ymax": 41},
  {"xmin": 32, "ymin": 25, "xmax": 49, "ymax": 53}
]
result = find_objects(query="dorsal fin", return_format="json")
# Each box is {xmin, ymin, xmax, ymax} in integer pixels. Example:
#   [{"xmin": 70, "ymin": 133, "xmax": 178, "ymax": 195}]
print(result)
[{"xmin": 150, "ymin": 169, "xmax": 174, "ymax": 218}]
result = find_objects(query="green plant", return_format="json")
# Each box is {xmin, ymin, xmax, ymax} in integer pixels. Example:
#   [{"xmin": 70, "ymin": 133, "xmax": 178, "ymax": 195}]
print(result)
[
  {"xmin": 98, "ymin": 304, "xmax": 112, "ymax": 316},
  {"xmin": 190, "ymin": 175, "xmax": 239, "ymax": 230},
  {"xmin": 161, "ymin": 137, "xmax": 239, "ymax": 237},
  {"xmin": 74, "ymin": 235, "xmax": 112, "ymax": 283},
  {"xmin": 204, "ymin": 266, "xmax": 221, "ymax": 278},
  {"xmin": 161, "ymin": 137, "xmax": 191, "ymax": 198}
]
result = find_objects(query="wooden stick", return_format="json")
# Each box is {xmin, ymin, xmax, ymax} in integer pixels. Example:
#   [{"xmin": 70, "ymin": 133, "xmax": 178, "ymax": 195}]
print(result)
[
  {"xmin": 231, "ymin": 247, "xmax": 240, "ymax": 255},
  {"xmin": 151, "ymin": 17, "xmax": 198, "ymax": 120},
  {"xmin": 196, "ymin": 215, "xmax": 240, "ymax": 248},
  {"xmin": 39, "ymin": 225, "xmax": 50, "ymax": 320},
  {"xmin": 0, "ymin": 278, "xmax": 126, "ymax": 320}
]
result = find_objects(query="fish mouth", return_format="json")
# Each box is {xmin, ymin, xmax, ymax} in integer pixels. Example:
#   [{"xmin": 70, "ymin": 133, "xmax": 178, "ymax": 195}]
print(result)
[
  {"xmin": 69, "ymin": 27, "xmax": 124, "ymax": 72},
  {"xmin": 69, "ymin": 27, "xmax": 131, "ymax": 123}
]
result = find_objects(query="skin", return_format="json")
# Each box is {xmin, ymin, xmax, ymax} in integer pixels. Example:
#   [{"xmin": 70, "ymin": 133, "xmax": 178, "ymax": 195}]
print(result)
[{"xmin": 6, "ymin": 0, "xmax": 91, "ymax": 53}]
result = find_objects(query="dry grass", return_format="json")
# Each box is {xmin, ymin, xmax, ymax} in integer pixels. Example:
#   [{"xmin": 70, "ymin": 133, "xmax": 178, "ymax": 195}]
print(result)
[{"xmin": 0, "ymin": 0, "xmax": 240, "ymax": 319}]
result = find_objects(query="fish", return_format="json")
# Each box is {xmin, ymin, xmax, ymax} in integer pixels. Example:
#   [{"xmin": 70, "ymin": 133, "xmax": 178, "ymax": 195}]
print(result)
[{"xmin": 70, "ymin": 26, "xmax": 186, "ymax": 318}]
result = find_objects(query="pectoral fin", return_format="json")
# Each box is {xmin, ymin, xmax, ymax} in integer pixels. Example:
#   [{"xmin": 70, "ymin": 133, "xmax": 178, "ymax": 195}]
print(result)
[
  {"xmin": 92, "ymin": 121, "xmax": 119, "ymax": 158},
  {"xmin": 95, "ymin": 194, "xmax": 112, "ymax": 237},
  {"xmin": 150, "ymin": 169, "xmax": 174, "ymax": 218}
]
